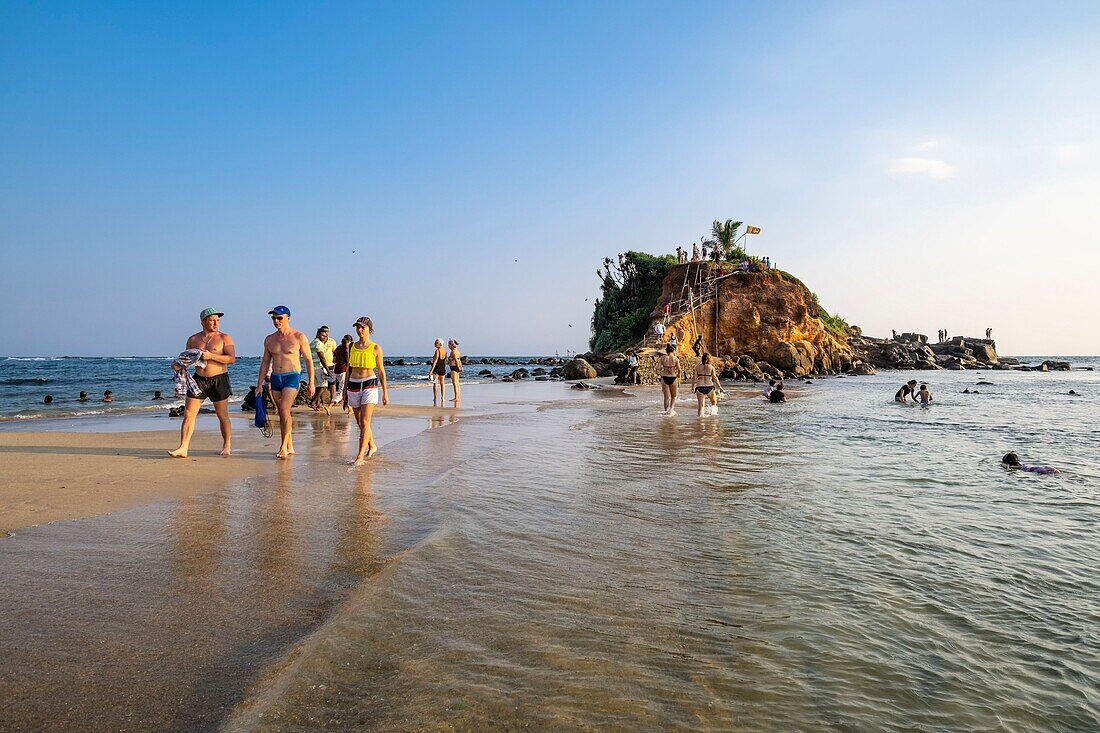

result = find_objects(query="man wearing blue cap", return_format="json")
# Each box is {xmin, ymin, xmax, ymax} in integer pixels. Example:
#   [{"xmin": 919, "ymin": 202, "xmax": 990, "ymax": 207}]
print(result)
[
  {"xmin": 256, "ymin": 305, "xmax": 315, "ymax": 459},
  {"xmin": 169, "ymin": 307, "xmax": 237, "ymax": 458}
]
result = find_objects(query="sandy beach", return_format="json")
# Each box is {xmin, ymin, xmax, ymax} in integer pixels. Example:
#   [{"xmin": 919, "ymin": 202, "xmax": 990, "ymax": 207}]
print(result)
[{"xmin": 0, "ymin": 401, "xmax": 466, "ymax": 535}]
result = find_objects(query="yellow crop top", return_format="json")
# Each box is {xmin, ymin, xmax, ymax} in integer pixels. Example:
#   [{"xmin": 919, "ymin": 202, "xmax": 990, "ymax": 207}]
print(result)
[{"xmin": 349, "ymin": 343, "xmax": 377, "ymax": 369}]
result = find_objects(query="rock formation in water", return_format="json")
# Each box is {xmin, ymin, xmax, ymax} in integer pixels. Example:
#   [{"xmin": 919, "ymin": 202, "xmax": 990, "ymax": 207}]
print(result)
[
  {"xmin": 652, "ymin": 267, "xmax": 855, "ymax": 376},
  {"xmin": 586, "ymin": 257, "xmax": 1071, "ymax": 383}
]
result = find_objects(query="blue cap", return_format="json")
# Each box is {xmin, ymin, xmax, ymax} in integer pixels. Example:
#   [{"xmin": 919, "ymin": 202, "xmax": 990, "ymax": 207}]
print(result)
[{"xmin": 268, "ymin": 305, "xmax": 291, "ymax": 316}]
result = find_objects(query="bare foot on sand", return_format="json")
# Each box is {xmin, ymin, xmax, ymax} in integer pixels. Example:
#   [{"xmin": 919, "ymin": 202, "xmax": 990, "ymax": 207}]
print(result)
[
  {"xmin": 167, "ymin": 449, "xmax": 187, "ymax": 458},
  {"xmin": 350, "ymin": 456, "xmax": 366, "ymax": 467},
  {"xmin": 219, "ymin": 447, "xmax": 231, "ymax": 456},
  {"xmin": 276, "ymin": 450, "xmax": 290, "ymax": 459},
  {"xmin": 366, "ymin": 445, "xmax": 378, "ymax": 459}
]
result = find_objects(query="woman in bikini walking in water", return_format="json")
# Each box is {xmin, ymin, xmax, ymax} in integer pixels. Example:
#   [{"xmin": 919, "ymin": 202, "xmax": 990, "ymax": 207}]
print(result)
[
  {"xmin": 343, "ymin": 316, "xmax": 389, "ymax": 465},
  {"xmin": 691, "ymin": 352, "xmax": 723, "ymax": 417},
  {"xmin": 658, "ymin": 343, "xmax": 681, "ymax": 416}
]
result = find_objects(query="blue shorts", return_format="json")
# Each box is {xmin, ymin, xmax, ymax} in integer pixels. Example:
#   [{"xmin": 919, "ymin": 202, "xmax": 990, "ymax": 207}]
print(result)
[{"xmin": 270, "ymin": 371, "xmax": 301, "ymax": 392}]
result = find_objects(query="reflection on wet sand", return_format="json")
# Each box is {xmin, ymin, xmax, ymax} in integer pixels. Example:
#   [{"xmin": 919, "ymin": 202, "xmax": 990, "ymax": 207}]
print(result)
[
  {"xmin": 174, "ymin": 492, "xmax": 229, "ymax": 587},
  {"xmin": 0, "ymin": 426, "xmax": 414, "ymax": 732}
]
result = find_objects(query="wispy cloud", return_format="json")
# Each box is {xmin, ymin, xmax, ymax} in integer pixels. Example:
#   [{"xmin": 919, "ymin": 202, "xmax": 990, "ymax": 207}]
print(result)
[
  {"xmin": 1051, "ymin": 141, "xmax": 1100, "ymax": 163},
  {"xmin": 890, "ymin": 156, "xmax": 958, "ymax": 179},
  {"xmin": 915, "ymin": 139, "xmax": 940, "ymax": 151}
]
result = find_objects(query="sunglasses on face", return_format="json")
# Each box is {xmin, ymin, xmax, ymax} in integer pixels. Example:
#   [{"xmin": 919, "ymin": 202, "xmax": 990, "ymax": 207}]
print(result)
[{"xmin": 271, "ymin": 316, "xmax": 286, "ymax": 321}]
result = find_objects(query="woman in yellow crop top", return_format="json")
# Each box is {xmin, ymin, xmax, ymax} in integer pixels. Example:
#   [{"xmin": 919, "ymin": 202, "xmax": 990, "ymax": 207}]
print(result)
[{"xmin": 343, "ymin": 316, "xmax": 388, "ymax": 465}]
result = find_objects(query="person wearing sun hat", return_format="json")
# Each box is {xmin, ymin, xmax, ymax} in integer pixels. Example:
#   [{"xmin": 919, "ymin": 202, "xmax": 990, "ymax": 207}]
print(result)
[
  {"xmin": 168, "ymin": 307, "xmax": 237, "ymax": 458},
  {"xmin": 256, "ymin": 305, "xmax": 315, "ymax": 459}
]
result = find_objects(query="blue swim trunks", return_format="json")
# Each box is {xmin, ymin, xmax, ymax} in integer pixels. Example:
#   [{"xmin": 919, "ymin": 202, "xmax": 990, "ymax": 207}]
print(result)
[{"xmin": 269, "ymin": 371, "xmax": 301, "ymax": 392}]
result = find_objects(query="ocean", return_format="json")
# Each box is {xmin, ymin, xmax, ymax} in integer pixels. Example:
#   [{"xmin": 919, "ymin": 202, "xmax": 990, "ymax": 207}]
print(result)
[
  {"xmin": 1, "ymin": 359, "xmax": 1098, "ymax": 731},
  {"xmin": 0, "ymin": 355, "xmax": 560, "ymax": 421}
]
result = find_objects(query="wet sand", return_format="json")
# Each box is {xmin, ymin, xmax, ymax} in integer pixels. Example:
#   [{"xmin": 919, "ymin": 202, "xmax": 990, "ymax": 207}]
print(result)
[
  {"xmin": 0, "ymin": 381, "xmax": 574, "ymax": 732},
  {"xmin": 0, "ymin": 402, "xmax": 462, "ymax": 534}
]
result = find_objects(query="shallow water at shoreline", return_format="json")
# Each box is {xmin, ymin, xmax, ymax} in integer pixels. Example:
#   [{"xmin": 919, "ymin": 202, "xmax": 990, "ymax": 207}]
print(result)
[
  {"xmin": 2, "ymin": 370, "xmax": 1099, "ymax": 731},
  {"xmin": 0, "ymin": 355, "xmax": 561, "ymax": 421}
]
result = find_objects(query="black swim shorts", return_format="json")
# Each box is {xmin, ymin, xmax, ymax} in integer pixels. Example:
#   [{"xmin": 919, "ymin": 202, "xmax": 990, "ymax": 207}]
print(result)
[{"xmin": 190, "ymin": 372, "xmax": 233, "ymax": 402}]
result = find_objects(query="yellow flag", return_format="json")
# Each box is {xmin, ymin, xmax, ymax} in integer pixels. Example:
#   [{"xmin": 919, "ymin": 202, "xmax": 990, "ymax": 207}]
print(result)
[{"xmin": 747, "ymin": 226, "xmax": 761, "ymax": 235}]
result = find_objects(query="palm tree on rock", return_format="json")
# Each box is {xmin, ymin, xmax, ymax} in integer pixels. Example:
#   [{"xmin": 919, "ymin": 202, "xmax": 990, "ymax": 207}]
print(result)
[{"xmin": 710, "ymin": 219, "xmax": 744, "ymax": 260}]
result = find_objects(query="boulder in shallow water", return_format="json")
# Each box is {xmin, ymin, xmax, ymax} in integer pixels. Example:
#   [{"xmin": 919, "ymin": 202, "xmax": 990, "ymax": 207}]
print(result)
[
  {"xmin": 969, "ymin": 342, "xmax": 998, "ymax": 364},
  {"xmin": 562, "ymin": 358, "xmax": 598, "ymax": 380},
  {"xmin": 510, "ymin": 368, "xmax": 530, "ymax": 380},
  {"xmin": 770, "ymin": 340, "xmax": 816, "ymax": 376},
  {"xmin": 756, "ymin": 360, "xmax": 781, "ymax": 377},
  {"xmin": 848, "ymin": 362, "xmax": 876, "ymax": 376}
]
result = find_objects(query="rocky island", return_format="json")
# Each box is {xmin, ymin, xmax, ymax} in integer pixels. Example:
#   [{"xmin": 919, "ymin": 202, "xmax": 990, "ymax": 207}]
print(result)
[{"xmin": 570, "ymin": 241, "xmax": 1072, "ymax": 385}]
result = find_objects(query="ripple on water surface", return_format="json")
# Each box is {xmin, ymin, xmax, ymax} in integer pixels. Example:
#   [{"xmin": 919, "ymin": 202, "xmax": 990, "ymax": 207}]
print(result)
[
  {"xmin": 2, "ymin": 368, "xmax": 1099, "ymax": 731},
  {"xmin": 226, "ymin": 368, "xmax": 1100, "ymax": 732}
]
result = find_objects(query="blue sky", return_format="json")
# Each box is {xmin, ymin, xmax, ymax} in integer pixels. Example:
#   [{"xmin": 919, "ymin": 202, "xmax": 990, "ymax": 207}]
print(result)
[{"xmin": 3, "ymin": 1, "xmax": 1098, "ymax": 356}]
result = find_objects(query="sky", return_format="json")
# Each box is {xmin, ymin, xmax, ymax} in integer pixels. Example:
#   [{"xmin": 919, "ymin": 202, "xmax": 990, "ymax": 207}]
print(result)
[{"xmin": 2, "ymin": 1, "xmax": 1098, "ymax": 356}]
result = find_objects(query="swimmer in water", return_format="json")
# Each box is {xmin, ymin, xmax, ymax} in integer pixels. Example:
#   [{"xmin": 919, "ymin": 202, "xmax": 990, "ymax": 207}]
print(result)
[
  {"xmin": 894, "ymin": 379, "xmax": 918, "ymax": 403},
  {"xmin": 658, "ymin": 343, "xmax": 681, "ymax": 415},
  {"xmin": 917, "ymin": 383, "xmax": 933, "ymax": 406},
  {"xmin": 1001, "ymin": 452, "xmax": 1059, "ymax": 475},
  {"xmin": 768, "ymin": 381, "xmax": 787, "ymax": 403}
]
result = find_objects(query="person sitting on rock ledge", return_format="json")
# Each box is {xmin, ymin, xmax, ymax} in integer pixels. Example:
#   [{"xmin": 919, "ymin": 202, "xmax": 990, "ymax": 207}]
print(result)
[
  {"xmin": 1001, "ymin": 452, "xmax": 1058, "ymax": 475},
  {"xmin": 894, "ymin": 379, "xmax": 918, "ymax": 403}
]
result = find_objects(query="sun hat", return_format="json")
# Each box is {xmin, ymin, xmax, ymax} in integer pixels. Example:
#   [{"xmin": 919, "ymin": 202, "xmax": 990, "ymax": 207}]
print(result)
[
  {"xmin": 268, "ymin": 305, "xmax": 291, "ymax": 316},
  {"xmin": 199, "ymin": 307, "xmax": 224, "ymax": 320}
]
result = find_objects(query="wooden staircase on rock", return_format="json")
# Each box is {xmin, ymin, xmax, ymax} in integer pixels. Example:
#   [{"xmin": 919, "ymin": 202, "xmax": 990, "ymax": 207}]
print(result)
[{"xmin": 636, "ymin": 261, "xmax": 730, "ymax": 355}]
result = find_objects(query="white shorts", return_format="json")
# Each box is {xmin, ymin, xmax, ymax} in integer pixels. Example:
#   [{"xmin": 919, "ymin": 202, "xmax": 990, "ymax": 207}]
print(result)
[{"xmin": 346, "ymin": 378, "xmax": 380, "ymax": 408}]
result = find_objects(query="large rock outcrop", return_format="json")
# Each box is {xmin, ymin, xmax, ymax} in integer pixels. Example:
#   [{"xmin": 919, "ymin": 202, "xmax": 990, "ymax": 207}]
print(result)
[
  {"xmin": 848, "ymin": 334, "xmax": 1006, "ymax": 371},
  {"xmin": 649, "ymin": 266, "xmax": 853, "ymax": 377}
]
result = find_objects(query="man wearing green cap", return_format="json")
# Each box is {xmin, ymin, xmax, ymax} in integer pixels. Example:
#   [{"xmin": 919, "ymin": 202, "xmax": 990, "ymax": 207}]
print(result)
[{"xmin": 168, "ymin": 307, "xmax": 237, "ymax": 458}]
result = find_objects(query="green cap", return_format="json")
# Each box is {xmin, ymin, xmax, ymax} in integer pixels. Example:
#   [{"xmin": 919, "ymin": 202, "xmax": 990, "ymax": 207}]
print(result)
[{"xmin": 199, "ymin": 307, "xmax": 224, "ymax": 320}]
